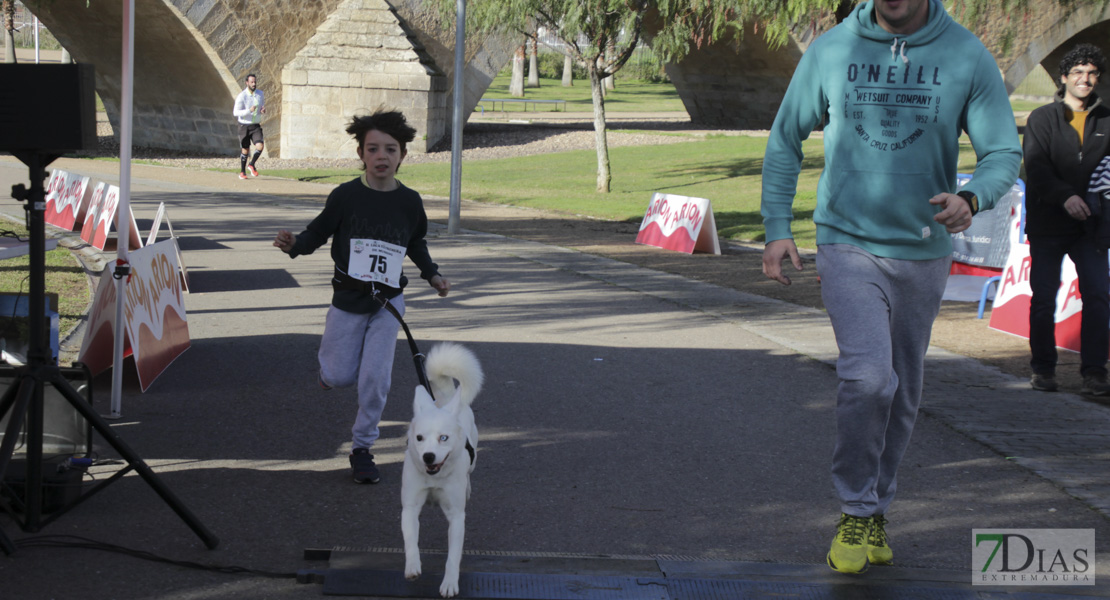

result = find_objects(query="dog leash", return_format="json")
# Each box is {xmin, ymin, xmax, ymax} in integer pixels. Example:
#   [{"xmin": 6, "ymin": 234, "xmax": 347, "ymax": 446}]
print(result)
[
  {"xmin": 377, "ymin": 295, "xmax": 476, "ymax": 465},
  {"xmin": 375, "ymin": 295, "xmax": 434, "ymax": 399}
]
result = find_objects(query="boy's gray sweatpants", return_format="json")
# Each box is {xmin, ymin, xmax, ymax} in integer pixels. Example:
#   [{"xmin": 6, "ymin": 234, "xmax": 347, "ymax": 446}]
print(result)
[
  {"xmin": 817, "ymin": 244, "xmax": 950, "ymax": 518},
  {"xmin": 318, "ymin": 296, "xmax": 405, "ymax": 451}
]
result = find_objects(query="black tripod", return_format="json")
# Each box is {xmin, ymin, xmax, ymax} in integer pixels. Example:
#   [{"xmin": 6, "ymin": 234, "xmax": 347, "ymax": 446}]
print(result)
[{"xmin": 0, "ymin": 151, "xmax": 219, "ymax": 554}]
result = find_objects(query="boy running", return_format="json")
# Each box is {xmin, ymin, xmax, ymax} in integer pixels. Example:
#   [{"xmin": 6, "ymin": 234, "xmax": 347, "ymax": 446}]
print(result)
[{"xmin": 274, "ymin": 110, "xmax": 450, "ymax": 484}]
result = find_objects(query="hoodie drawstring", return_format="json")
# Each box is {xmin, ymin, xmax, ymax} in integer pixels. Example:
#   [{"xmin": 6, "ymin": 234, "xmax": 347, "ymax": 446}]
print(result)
[{"xmin": 890, "ymin": 39, "xmax": 908, "ymax": 64}]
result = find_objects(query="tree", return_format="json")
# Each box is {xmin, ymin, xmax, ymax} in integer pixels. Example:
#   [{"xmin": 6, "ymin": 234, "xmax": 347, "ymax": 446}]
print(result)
[
  {"xmin": 449, "ymin": 0, "xmax": 1110, "ymax": 193},
  {"xmin": 527, "ymin": 30, "xmax": 540, "ymax": 88},
  {"xmin": 444, "ymin": 0, "xmax": 641, "ymax": 191},
  {"xmin": 510, "ymin": 40, "xmax": 526, "ymax": 97},
  {"xmin": 647, "ymin": 0, "xmax": 847, "ymax": 59},
  {"xmin": 544, "ymin": 1, "xmax": 646, "ymax": 192},
  {"xmin": 452, "ymin": 0, "xmax": 849, "ymax": 193},
  {"xmin": 3, "ymin": 0, "xmax": 16, "ymax": 64},
  {"xmin": 603, "ymin": 40, "xmax": 615, "ymax": 92},
  {"xmin": 561, "ymin": 52, "xmax": 573, "ymax": 86}
]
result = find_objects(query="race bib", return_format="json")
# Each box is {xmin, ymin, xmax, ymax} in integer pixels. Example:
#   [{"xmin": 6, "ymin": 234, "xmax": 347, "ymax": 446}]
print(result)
[{"xmin": 348, "ymin": 239, "xmax": 405, "ymax": 287}]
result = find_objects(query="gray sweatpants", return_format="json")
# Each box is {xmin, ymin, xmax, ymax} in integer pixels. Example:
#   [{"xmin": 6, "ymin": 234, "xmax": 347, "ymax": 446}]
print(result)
[
  {"xmin": 318, "ymin": 296, "xmax": 405, "ymax": 451},
  {"xmin": 816, "ymin": 244, "xmax": 950, "ymax": 517}
]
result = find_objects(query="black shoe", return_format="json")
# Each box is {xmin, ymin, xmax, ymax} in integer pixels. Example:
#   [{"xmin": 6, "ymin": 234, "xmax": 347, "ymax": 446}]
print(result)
[
  {"xmin": 349, "ymin": 448, "xmax": 380, "ymax": 484},
  {"xmin": 1081, "ymin": 373, "xmax": 1110, "ymax": 396},
  {"xmin": 1030, "ymin": 373, "xmax": 1057, "ymax": 392}
]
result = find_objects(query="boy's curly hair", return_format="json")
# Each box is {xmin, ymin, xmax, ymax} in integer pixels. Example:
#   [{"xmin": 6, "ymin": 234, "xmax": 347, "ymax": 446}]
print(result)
[
  {"xmin": 345, "ymin": 109, "xmax": 417, "ymax": 153},
  {"xmin": 1059, "ymin": 43, "xmax": 1106, "ymax": 80}
]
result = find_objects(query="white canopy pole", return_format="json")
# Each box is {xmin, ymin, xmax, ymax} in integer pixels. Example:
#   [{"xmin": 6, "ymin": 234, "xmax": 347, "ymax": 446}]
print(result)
[
  {"xmin": 109, "ymin": 0, "xmax": 135, "ymax": 418},
  {"xmin": 447, "ymin": 0, "xmax": 465, "ymax": 234}
]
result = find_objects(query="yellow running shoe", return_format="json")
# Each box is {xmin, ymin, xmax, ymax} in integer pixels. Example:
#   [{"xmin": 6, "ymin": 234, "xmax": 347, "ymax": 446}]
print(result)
[
  {"xmin": 868, "ymin": 515, "xmax": 894, "ymax": 565},
  {"xmin": 827, "ymin": 513, "xmax": 871, "ymax": 574}
]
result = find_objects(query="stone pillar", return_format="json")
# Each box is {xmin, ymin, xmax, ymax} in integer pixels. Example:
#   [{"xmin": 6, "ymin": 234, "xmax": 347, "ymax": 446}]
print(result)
[
  {"xmin": 280, "ymin": 0, "xmax": 447, "ymax": 158},
  {"xmin": 662, "ymin": 31, "xmax": 805, "ymax": 129}
]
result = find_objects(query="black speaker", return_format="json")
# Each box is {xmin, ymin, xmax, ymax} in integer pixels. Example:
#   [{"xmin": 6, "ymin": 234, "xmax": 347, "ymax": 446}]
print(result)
[{"xmin": 0, "ymin": 63, "xmax": 97, "ymax": 154}]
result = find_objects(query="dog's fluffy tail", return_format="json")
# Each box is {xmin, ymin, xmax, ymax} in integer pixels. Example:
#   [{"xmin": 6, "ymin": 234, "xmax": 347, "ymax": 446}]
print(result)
[{"xmin": 424, "ymin": 342, "xmax": 484, "ymax": 407}]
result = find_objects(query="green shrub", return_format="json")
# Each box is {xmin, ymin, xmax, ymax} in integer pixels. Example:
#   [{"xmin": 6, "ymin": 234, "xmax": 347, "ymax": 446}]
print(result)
[
  {"xmin": 622, "ymin": 46, "xmax": 670, "ymax": 83},
  {"xmin": 537, "ymin": 50, "xmax": 588, "ymax": 80}
]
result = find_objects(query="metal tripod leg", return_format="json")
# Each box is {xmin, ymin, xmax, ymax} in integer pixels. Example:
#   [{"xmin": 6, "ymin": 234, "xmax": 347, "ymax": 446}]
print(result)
[
  {"xmin": 1, "ymin": 148, "xmax": 218, "ymax": 553},
  {"xmin": 0, "ymin": 375, "xmax": 34, "ymax": 555},
  {"xmin": 46, "ymin": 370, "xmax": 220, "ymax": 549}
]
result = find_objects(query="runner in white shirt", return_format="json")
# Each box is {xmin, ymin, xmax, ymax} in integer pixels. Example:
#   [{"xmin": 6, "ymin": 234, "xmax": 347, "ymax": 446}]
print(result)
[{"xmin": 233, "ymin": 74, "xmax": 265, "ymax": 179}]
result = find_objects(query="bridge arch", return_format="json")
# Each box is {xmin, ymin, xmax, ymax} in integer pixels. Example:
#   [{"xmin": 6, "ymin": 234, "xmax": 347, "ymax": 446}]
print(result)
[
  {"xmin": 21, "ymin": 1, "xmax": 1110, "ymax": 158},
  {"xmin": 22, "ymin": 0, "xmax": 510, "ymax": 158},
  {"xmin": 973, "ymin": 2, "xmax": 1110, "ymax": 99},
  {"xmin": 24, "ymin": 0, "xmax": 244, "ymax": 154}
]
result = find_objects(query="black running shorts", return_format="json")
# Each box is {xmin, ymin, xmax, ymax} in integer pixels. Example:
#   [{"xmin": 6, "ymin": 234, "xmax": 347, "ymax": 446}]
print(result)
[{"xmin": 239, "ymin": 123, "xmax": 264, "ymax": 148}]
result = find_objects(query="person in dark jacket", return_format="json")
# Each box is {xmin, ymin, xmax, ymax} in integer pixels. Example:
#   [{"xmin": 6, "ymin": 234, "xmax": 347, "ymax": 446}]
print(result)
[{"xmin": 1024, "ymin": 42, "xmax": 1110, "ymax": 395}]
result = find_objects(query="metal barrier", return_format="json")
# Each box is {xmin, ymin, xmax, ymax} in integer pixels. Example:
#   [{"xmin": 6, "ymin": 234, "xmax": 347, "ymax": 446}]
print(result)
[{"xmin": 476, "ymin": 98, "xmax": 568, "ymax": 114}]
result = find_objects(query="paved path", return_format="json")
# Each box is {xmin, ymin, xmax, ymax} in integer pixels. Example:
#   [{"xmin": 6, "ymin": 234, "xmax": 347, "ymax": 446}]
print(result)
[{"xmin": 0, "ymin": 156, "xmax": 1106, "ymax": 599}]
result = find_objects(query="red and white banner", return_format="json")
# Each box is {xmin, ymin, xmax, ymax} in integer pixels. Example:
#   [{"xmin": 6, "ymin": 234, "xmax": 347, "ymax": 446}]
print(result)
[
  {"xmin": 80, "ymin": 182, "xmax": 143, "ymax": 251},
  {"xmin": 989, "ymin": 217, "xmax": 1086, "ymax": 354},
  {"xmin": 84, "ymin": 182, "xmax": 117, "ymax": 248},
  {"xmin": 80, "ymin": 182, "xmax": 109, "ymax": 244},
  {"xmin": 79, "ymin": 240, "xmax": 190, "ymax": 392},
  {"xmin": 635, "ymin": 193, "xmax": 721, "ymax": 254},
  {"xmin": 44, "ymin": 170, "xmax": 91, "ymax": 231},
  {"xmin": 44, "ymin": 169, "xmax": 66, "ymax": 219}
]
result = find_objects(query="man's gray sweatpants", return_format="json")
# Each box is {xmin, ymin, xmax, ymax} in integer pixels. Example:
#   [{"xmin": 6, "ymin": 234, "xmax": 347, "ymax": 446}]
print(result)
[
  {"xmin": 318, "ymin": 296, "xmax": 405, "ymax": 451},
  {"xmin": 817, "ymin": 244, "xmax": 950, "ymax": 517}
]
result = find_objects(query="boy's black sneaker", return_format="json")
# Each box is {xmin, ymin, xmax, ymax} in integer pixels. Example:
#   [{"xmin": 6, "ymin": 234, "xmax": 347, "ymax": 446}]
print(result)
[
  {"xmin": 1081, "ymin": 373, "xmax": 1110, "ymax": 396},
  {"xmin": 349, "ymin": 448, "xmax": 380, "ymax": 484},
  {"xmin": 1030, "ymin": 373, "xmax": 1057, "ymax": 392}
]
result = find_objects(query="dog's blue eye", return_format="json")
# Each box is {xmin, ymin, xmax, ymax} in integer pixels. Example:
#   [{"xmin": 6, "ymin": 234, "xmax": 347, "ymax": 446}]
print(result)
[{"xmin": 440, "ymin": 435, "xmax": 449, "ymax": 442}]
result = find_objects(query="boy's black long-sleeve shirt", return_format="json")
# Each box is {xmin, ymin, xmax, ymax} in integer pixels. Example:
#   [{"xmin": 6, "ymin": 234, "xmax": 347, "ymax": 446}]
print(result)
[{"xmin": 287, "ymin": 176, "xmax": 439, "ymax": 314}]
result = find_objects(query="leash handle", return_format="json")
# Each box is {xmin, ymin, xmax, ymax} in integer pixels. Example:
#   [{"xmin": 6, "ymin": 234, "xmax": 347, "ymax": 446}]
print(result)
[{"xmin": 377, "ymin": 296, "xmax": 434, "ymax": 398}]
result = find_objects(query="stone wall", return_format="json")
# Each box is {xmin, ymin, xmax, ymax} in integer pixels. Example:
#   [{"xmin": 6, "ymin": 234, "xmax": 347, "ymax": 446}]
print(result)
[
  {"xmin": 640, "ymin": 17, "xmax": 820, "ymax": 130},
  {"xmin": 25, "ymin": 0, "xmax": 1110, "ymax": 158},
  {"xmin": 280, "ymin": 0, "xmax": 447, "ymax": 158},
  {"xmin": 26, "ymin": 0, "xmax": 243, "ymax": 154},
  {"xmin": 389, "ymin": 0, "xmax": 517, "ymax": 134},
  {"xmin": 660, "ymin": 28, "xmax": 807, "ymax": 130},
  {"xmin": 165, "ymin": 0, "xmax": 347, "ymax": 157},
  {"xmin": 966, "ymin": 1, "xmax": 1110, "ymax": 98}
]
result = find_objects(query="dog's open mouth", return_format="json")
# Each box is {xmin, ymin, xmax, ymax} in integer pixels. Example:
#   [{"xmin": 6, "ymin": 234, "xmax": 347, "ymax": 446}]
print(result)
[{"xmin": 425, "ymin": 454, "xmax": 448, "ymax": 475}]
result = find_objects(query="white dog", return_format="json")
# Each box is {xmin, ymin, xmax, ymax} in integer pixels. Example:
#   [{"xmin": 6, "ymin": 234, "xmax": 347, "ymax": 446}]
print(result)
[{"xmin": 401, "ymin": 342, "xmax": 484, "ymax": 598}]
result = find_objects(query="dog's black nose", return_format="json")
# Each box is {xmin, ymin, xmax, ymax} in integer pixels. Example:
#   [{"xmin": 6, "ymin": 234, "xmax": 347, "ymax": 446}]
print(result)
[{"xmin": 423, "ymin": 452, "xmax": 437, "ymax": 464}]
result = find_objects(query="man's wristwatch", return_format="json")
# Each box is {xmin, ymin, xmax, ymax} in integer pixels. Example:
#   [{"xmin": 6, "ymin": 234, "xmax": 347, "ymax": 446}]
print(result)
[{"xmin": 956, "ymin": 190, "xmax": 979, "ymax": 216}]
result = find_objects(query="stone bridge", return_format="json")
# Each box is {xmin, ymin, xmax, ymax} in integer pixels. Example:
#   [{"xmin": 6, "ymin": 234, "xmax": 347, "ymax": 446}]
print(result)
[{"xmin": 21, "ymin": 0, "xmax": 1110, "ymax": 159}]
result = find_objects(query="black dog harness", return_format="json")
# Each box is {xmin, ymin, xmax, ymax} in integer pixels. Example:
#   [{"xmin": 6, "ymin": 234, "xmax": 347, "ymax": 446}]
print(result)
[{"xmin": 332, "ymin": 268, "xmax": 403, "ymax": 299}]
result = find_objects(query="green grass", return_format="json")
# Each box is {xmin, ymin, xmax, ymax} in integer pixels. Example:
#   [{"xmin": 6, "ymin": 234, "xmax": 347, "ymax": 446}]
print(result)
[
  {"xmin": 0, "ymin": 221, "xmax": 90, "ymax": 355},
  {"xmin": 263, "ymin": 135, "xmax": 983, "ymax": 250},
  {"xmin": 477, "ymin": 75, "xmax": 1042, "ymax": 115},
  {"xmin": 478, "ymin": 74, "xmax": 687, "ymax": 113},
  {"xmin": 1010, "ymin": 98, "xmax": 1046, "ymax": 112}
]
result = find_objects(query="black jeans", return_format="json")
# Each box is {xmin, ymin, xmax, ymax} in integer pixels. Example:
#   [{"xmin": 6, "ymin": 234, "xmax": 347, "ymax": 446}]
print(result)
[{"xmin": 1028, "ymin": 233, "xmax": 1110, "ymax": 377}]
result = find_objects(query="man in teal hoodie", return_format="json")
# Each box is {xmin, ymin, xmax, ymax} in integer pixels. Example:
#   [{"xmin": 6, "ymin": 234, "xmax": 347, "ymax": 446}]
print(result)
[{"xmin": 760, "ymin": 0, "xmax": 1021, "ymax": 575}]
